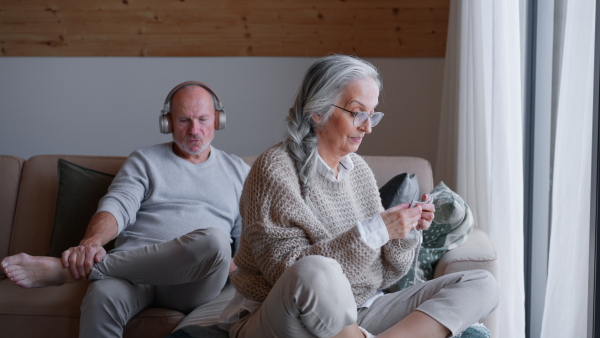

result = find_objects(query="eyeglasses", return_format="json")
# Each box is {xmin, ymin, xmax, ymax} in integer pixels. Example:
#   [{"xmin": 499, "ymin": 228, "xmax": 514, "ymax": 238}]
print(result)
[{"xmin": 331, "ymin": 104, "xmax": 384, "ymax": 127}]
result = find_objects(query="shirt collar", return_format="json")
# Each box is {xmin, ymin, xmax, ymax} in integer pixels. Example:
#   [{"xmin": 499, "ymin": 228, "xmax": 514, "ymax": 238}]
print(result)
[{"xmin": 317, "ymin": 153, "xmax": 355, "ymax": 182}]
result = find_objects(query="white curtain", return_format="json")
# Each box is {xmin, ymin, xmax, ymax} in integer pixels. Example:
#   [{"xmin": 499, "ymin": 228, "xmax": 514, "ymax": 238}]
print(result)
[
  {"xmin": 438, "ymin": 0, "xmax": 596, "ymax": 336},
  {"xmin": 541, "ymin": 0, "xmax": 595, "ymax": 336},
  {"xmin": 436, "ymin": 1, "xmax": 525, "ymax": 337}
]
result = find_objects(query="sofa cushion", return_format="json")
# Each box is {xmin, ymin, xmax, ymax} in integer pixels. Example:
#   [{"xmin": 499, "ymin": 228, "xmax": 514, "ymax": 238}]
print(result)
[
  {"xmin": 362, "ymin": 155, "xmax": 433, "ymax": 192},
  {"xmin": 0, "ymin": 155, "xmax": 25, "ymax": 259},
  {"xmin": 0, "ymin": 278, "xmax": 184, "ymax": 338},
  {"xmin": 379, "ymin": 172, "xmax": 420, "ymax": 209},
  {"xmin": 10, "ymin": 155, "xmax": 126, "ymax": 256},
  {"xmin": 49, "ymin": 159, "xmax": 117, "ymax": 257},
  {"xmin": 0, "ymin": 279, "xmax": 89, "ymax": 337},
  {"xmin": 174, "ymin": 283, "xmax": 236, "ymax": 330}
]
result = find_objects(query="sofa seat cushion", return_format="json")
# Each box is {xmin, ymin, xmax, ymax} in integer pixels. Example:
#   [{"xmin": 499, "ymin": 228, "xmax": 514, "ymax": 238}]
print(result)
[
  {"xmin": 174, "ymin": 283, "xmax": 236, "ymax": 330},
  {"xmin": 0, "ymin": 278, "xmax": 185, "ymax": 338},
  {"xmin": 124, "ymin": 308, "xmax": 185, "ymax": 338},
  {"xmin": 0, "ymin": 279, "xmax": 89, "ymax": 338},
  {"xmin": 0, "ymin": 279, "xmax": 89, "ymax": 316}
]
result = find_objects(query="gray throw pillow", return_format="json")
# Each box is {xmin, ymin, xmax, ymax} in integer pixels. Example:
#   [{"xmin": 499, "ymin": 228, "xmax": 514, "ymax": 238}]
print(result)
[
  {"xmin": 49, "ymin": 159, "xmax": 116, "ymax": 257},
  {"xmin": 379, "ymin": 172, "xmax": 420, "ymax": 209}
]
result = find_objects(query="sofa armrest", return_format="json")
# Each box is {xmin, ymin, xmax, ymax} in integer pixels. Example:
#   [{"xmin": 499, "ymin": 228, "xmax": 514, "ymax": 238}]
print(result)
[
  {"xmin": 433, "ymin": 227, "xmax": 499, "ymax": 336},
  {"xmin": 433, "ymin": 228, "xmax": 498, "ymax": 279}
]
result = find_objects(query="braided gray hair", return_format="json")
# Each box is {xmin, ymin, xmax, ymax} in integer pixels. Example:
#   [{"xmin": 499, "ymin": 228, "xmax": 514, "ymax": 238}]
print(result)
[{"xmin": 284, "ymin": 55, "xmax": 382, "ymax": 211}]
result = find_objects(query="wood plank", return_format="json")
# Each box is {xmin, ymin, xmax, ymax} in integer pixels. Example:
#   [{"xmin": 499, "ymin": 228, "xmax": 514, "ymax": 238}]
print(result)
[
  {"xmin": 0, "ymin": 0, "xmax": 447, "ymax": 11},
  {"xmin": 0, "ymin": 0, "xmax": 449, "ymax": 57}
]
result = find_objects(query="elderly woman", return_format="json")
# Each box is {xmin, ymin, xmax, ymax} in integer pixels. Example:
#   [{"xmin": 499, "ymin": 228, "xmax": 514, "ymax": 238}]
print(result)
[{"xmin": 220, "ymin": 55, "xmax": 499, "ymax": 338}]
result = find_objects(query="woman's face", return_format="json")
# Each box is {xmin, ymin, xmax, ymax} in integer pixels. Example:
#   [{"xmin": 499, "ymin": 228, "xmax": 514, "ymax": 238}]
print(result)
[{"xmin": 314, "ymin": 78, "xmax": 379, "ymax": 166}]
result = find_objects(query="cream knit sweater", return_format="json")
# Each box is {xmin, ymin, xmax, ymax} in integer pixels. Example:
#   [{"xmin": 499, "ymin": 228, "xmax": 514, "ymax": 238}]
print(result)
[{"xmin": 232, "ymin": 144, "xmax": 418, "ymax": 306}]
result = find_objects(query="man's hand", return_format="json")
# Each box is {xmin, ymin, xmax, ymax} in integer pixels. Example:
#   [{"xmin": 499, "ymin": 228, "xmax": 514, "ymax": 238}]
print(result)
[
  {"xmin": 62, "ymin": 211, "xmax": 118, "ymax": 280},
  {"xmin": 61, "ymin": 242, "xmax": 106, "ymax": 280}
]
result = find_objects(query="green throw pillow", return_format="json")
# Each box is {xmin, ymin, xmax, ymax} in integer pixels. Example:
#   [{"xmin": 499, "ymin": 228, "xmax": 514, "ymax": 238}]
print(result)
[
  {"xmin": 49, "ymin": 159, "xmax": 116, "ymax": 257},
  {"xmin": 391, "ymin": 181, "xmax": 474, "ymax": 291}
]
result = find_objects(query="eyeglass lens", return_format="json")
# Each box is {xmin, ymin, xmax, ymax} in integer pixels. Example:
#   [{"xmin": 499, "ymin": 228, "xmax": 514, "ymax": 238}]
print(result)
[{"xmin": 355, "ymin": 112, "xmax": 383, "ymax": 127}]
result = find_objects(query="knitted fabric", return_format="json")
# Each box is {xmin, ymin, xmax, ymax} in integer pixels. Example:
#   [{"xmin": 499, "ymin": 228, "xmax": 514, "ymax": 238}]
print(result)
[{"xmin": 232, "ymin": 144, "xmax": 418, "ymax": 306}]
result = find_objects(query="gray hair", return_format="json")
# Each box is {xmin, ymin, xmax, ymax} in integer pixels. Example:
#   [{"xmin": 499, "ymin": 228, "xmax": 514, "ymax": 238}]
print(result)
[{"xmin": 284, "ymin": 54, "xmax": 382, "ymax": 211}]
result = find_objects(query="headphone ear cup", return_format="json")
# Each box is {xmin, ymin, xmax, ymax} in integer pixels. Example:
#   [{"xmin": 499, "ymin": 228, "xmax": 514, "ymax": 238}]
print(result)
[
  {"xmin": 159, "ymin": 114, "xmax": 172, "ymax": 134},
  {"xmin": 215, "ymin": 110, "xmax": 226, "ymax": 130}
]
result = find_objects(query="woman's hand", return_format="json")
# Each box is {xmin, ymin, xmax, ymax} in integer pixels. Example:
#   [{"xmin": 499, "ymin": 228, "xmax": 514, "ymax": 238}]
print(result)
[{"xmin": 380, "ymin": 193, "xmax": 435, "ymax": 240}]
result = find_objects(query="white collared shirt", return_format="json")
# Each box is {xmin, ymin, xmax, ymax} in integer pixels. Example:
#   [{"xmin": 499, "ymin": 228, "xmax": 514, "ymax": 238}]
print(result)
[{"xmin": 316, "ymin": 153, "xmax": 354, "ymax": 181}]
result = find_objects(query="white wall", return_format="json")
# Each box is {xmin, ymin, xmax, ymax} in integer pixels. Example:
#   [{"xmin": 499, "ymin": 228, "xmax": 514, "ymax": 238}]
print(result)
[{"xmin": 0, "ymin": 57, "xmax": 444, "ymax": 169}]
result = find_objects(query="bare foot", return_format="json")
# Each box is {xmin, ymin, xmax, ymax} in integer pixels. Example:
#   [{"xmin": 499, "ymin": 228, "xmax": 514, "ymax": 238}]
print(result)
[{"xmin": 1, "ymin": 253, "xmax": 75, "ymax": 288}]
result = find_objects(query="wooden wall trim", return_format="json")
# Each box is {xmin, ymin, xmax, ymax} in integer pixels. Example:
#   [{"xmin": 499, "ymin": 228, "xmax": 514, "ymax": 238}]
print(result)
[{"xmin": 0, "ymin": 0, "xmax": 449, "ymax": 57}]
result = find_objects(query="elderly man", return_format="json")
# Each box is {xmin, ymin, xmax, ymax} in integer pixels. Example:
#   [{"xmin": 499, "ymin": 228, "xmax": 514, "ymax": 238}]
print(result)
[{"xmin": 1, "ymin": 81, "xmax": 250, "ymax": 338}]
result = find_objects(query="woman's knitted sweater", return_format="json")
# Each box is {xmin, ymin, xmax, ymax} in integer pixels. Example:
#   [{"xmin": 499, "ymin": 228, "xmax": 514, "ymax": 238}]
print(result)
[{"xmin": 232, "ymin": 144, "xmax": 418, "ymax": 306}]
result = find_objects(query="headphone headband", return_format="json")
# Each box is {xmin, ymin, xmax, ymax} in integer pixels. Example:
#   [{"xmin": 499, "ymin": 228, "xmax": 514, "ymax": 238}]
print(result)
[{"xmin": 159, "ymin": 81, "xmax": 226, "ymax": 133}]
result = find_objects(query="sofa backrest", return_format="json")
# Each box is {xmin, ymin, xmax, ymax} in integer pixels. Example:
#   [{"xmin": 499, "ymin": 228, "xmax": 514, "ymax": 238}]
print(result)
[
  {"xmin": 4, "ymin": 153, "xmax": 433, "ymax": 257},
  {"xmin": 362, "ymin": 155, "xmax": 433, "ymax": 192},
  {"xmin": 239, "ymin": 155, "xmax": 433, "ymax": 191},
  {"xmin": 9, "ymin": 155, "xmax": 127, "ymax": 256},
  {"xmin": 241, "ymin": 156, "xmax": 256, "ymax": 167},
  {"xmin": 0, "ymin": 156, "xmax": 25, "ymax": 259}
]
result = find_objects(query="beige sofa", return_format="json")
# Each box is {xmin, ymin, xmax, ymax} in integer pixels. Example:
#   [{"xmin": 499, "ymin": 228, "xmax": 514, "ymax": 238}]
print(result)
[{"xmin": 0, "ymin": 153, "xmax": 498, "ymax": 337}]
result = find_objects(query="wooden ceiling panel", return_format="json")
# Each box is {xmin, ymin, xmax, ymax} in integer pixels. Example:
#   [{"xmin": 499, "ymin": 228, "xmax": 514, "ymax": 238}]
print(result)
[{"xmin": 0, "ymin": 0, "xmax": 449, "ymax": 57}]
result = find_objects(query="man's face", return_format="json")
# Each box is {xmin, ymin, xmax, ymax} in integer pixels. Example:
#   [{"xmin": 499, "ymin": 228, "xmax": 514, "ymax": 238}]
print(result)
[{"xmin": 169, "ymin": 86, "xmax": 216, "ymax": 163}]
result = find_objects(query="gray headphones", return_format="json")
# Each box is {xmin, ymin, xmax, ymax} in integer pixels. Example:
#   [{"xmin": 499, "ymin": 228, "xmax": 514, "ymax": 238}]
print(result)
[{"xmin": 159, "ymin": 81, "xmax": 226, "ymax": 134}]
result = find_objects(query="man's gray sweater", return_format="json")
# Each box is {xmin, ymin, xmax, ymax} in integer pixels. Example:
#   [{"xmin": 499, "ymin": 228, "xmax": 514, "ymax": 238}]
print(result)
[{"xmin": 97, "ymin": 142, "xmax": 250, "ymax": 252}]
